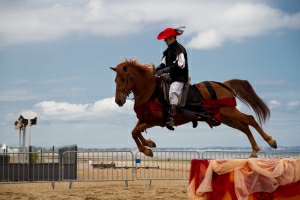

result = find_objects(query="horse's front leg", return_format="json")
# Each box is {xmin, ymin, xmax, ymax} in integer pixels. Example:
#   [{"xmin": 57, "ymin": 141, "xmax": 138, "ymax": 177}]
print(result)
[
  {"xmin": 137, "ymin": 130, "xmax": 156, "ymax": 148},
  {"xmin": 132, "ymin": 120, "xmax": 155, "ymax": 157},
  {"xmin": 133, "ymin": 120, "xmax": 156, "ymax": 148}
]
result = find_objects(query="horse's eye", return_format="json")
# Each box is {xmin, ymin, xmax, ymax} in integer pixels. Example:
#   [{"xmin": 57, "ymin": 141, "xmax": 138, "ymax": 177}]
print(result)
[{"xmin": 121, "ymin": 78, "xmax": 125, "ymax": 82}]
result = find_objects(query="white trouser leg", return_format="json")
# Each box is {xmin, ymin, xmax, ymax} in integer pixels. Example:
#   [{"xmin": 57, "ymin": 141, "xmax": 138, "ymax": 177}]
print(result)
[{"xmin": 169, "ymin": 82, "xmax": 184, "ymax": 105}]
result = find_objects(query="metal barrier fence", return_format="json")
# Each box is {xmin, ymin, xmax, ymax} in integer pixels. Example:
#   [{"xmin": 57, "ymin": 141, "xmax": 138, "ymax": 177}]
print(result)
[
  {"xmin": 0, "ymin": 151, "xmax": 60, "ymax": 184},
  {"xmin": 201, "ymin": 150, "xmax": 267, "ymax": 159},
  {"xmin": 61, "ymin": 151, "xmax": 134, "ymax": 188},
  {"xmin": 1, "ymin": 150, "xmax": 300, "ymax": 188},
  {"xmin": 135, "ymin": 150, "xmax": 200, "ymax": 187},
  {"xmin": 268, "ymin": 151, "xmax": 300, "ymax": 158}
]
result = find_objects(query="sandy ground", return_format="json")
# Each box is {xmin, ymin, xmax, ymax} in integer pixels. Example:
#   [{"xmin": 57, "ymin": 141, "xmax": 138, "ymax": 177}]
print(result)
[{"xmin": 0, "ymin": 180, "xmax": 189, "ymax": 200}]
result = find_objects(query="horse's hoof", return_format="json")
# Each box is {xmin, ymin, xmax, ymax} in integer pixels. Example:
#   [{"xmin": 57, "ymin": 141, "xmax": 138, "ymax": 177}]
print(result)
[
  {"xmin": 144, "ymin": 149, "xmax": 153, "ymax": 157},
  {"xmin": 250, "ymin": 154, "xmax": 258, "ymax": 158},
  {"xmin": 271, "ymin": 140, "xmax": 277, "ymax": 149},
  {"xmin": 151, "ymin": 141, "xmax": 156, "ymax": 148},
  {"xmin": 147, "ymin": 139, "xmax": 156, "ymax": 148}
]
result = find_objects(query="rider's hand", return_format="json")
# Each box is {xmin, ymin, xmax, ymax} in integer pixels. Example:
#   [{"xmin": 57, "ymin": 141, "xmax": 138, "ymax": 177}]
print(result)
[
  {"xmin": 156, "ymin": 69, "xmax": 164, "ymax": 76},
  {"xmin": 156, "ymin": 67, "xmax": 170, "ymax": 76}
]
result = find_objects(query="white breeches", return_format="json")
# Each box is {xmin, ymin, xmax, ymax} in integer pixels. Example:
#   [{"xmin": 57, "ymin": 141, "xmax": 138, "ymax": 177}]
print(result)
[{"xmin": 169, "ymin": 82, "xmax": 184, "ymax": 105}]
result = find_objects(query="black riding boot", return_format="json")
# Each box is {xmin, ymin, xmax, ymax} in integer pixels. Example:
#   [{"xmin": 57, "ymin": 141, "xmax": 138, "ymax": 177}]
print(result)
[
  {"xmin": 196, "ymin": 101, "xmax": 219, "ymax": 126},
  {"xmin": 198, "ymin": 114, "xmax": 218, "ymax": 126},
  {"xmin": 192, "ymin": 120, "xmax": 198, "ymax": 128},
  {"xmin": 166, "ymin": 105, "xmax": 177, "ymax": 128}
]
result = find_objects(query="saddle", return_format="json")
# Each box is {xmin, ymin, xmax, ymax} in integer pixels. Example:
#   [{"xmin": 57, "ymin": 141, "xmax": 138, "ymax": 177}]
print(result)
[
  {"xmin": 160, "ymin": 74, "xmax": 191, "ymax": 107},
  {"xmin": 159, "ymin": 77, "xmax": 237, "ymax": 128}
]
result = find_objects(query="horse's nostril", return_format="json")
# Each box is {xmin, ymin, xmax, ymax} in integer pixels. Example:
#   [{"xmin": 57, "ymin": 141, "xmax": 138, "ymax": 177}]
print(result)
[{"xmin": 117, "ymin": 100, "xmax": 122, "ymax": 105}]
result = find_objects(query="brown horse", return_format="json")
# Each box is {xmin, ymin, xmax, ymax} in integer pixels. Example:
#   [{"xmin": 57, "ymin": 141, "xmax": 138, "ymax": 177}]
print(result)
[{"xmin": 110, "ymin": 59, "xmax": 277, "ymax": 158}]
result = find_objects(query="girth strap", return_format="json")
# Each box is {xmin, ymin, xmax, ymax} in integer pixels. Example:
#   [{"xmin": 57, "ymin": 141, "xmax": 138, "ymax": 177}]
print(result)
[
  {"xmin": 212, "ymin": 81, "xmax": 235, "ymax": 96},
  {"xmin": 203, "ymin": 81, "xmax": 235, "ymax": 100},
  {"xmin": 203, "ymin": 81, "xmax": 217, "ymax": 100}
]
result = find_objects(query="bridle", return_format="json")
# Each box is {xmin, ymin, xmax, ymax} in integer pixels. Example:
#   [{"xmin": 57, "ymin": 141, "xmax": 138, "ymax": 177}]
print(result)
[
  {"xmin": 116, "ymin": 72, "xmax": 133, "ymax": 99},
  {"xmin": 116, "ymin": 72, "xmax": 157, "ymax": 100}
]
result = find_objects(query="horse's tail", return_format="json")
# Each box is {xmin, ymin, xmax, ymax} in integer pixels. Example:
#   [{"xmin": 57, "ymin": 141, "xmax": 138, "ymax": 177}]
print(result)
[{"xmin": 224, "ymin": 79, "xmax": 270, "ymax": 126}]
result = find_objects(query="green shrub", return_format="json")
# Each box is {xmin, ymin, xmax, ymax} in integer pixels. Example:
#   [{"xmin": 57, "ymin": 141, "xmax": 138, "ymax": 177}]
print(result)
[{"xmin": 31, "ymin": 152, "xmax": 39, "ymax": 164}]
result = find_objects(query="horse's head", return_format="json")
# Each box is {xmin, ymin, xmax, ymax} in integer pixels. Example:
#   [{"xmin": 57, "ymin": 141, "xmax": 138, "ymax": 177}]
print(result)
[{"xmin": 110, "ymin": 62, "xmax": 135, "ymax": 106}]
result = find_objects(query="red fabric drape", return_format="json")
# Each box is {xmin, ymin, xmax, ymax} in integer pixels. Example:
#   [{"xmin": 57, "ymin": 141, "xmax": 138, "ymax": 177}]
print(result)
[
  {"xmin": 189, "ymin": 159, "xmax": 209, "ymax": 187},
  {"xmin": 188, "ymin": 159, "xmax": 300, "ymax": 200},
  {"xmin": 273, "ymin": 180, "xmax": 300, "ymax": 199}
]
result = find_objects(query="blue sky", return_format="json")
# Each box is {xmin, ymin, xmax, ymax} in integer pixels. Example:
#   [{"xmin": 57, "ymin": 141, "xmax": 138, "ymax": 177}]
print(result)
[{"xmin": 1, "ymin": 0, "xmax": 300, "ymax": 150}]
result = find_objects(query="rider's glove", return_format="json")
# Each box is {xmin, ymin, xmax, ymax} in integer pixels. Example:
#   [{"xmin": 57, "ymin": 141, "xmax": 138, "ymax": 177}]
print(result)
[
  {"xmin": 155, "ymin": 63, "xmax": 165, "ymax": 72},
  {"xmin": 156, "ymin": 67, "xmax": 170, "ymax": 76}
]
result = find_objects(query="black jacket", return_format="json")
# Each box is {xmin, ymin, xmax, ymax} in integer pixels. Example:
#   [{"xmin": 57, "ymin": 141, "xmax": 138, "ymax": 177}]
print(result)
[{"xmin": 157, "ymin": 41, "xmax": 189, "ymax": 83}]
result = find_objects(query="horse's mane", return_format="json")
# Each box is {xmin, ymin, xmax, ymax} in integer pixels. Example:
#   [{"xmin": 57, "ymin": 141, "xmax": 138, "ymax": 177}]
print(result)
[{"xmin": 123, "ymin": 59, "xmax": 155, "ymax": 75}]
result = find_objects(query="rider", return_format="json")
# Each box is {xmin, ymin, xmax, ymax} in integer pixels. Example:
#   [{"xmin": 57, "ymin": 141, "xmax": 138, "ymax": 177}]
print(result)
[{"xmin": 155, "ymin": 27, "xmax": 218, "ymax": 128}]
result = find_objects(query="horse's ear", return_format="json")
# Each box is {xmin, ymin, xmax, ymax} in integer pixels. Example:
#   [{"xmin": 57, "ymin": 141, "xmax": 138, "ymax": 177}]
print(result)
[
  {"xmin": 122, "ymin": 65, "xmax": 128, "ymax": 72},
  {"xmin": 110, "ymin": 67, "xmax": 116, "ymax": 72}
]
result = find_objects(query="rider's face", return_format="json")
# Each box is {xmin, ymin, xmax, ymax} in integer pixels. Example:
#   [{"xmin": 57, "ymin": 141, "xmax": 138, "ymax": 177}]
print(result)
[{"xmin": 164, "ymin": 37, "xmax": 175, "ymax": 46}]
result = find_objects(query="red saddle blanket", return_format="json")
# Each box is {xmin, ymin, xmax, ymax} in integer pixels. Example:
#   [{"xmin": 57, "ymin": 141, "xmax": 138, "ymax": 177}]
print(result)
[
  {"xmin": 134, "ymin": 101, "xmax": 163, "ymax": 122},
  {"xmin": 203, "ymin": 97, "xmax": 237, "ymax": 127}
]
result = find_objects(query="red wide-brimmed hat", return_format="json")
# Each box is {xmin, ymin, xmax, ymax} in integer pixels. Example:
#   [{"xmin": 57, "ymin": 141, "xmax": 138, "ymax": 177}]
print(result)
[{"xmin": 157, "ymin": 28, "xmax": 183, "ymax": 40}]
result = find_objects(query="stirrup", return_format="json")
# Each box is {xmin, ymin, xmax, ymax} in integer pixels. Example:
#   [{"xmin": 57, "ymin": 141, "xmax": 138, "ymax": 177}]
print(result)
[
  {"xmin": 206, "ymin": 117, "xmax": 219, "ymax": 126},
  {"xmin": 166, "ymin": 126, "xmax": 174, "ymax": 131},
  {"xmin": 166, "ymin": 116, "xmax": 174, "ymax": 127}
]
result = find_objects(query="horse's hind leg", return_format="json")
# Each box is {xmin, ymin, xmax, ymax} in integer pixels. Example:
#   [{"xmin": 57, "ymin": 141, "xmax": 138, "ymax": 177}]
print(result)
[
  {"xmin": 246, "ymin": 114, "xmax": 277, "ymax": 149},
  {"xmin": 222, "ymin": 118, "xmax": 261, "ymax": 158},
  {"xmin": 225, "ymin": 108, "xmax": 277, "ymax": 149},
  {"xmin": 221, "ymin": 107, "xmax": 277, "ymax": 156}
]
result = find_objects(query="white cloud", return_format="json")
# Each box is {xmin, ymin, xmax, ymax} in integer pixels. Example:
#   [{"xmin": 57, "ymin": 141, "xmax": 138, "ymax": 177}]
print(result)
[
  {"xmin": 287, "ymin": 101, "xmax": 300, "ymax": 107},
  {"xmin": 0, "ymin": 0, "xmax": 299, "ymax": 49},
  {"xmin": 37, "ymin": 76, "xmax": 86, "ymax": 84},
  {"xmin": 286, "ymin": 101, "xmax": 300, "ymax": 112},
  {"xmin": 269, "ymin": 100, "xmax": 300, "ymax": 112},
  {"xmin": 0, "ymin": 112, "xmax": 17, "ymax": 126},
  {"xmin": 269, "ymin": 100, "xmax": 281, "ymax": 109},
  {"xmin": 0, "ymin": 89, "xmax": 38, "ymax": 102},
  {"xmin": 185, "ymin": 2, "xmax": 300, "ymax": 49},
  {"xmin": 34, "ymin": 97, "xmax": 135, "ymax": 121}
]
